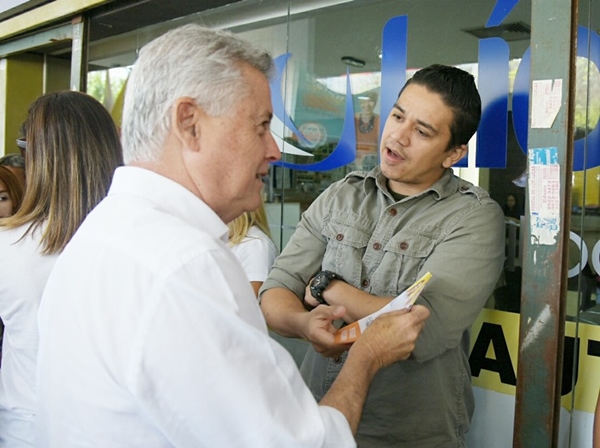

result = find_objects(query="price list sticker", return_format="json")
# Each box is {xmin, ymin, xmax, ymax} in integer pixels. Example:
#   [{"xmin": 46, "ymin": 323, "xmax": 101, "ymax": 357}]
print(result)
[{"xmin": 528, "ymin": 147, "xmax": 560, "ymax": 245}]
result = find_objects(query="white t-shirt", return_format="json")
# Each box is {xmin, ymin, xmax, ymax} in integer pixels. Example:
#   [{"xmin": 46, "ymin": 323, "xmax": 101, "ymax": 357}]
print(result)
[
  {"xmin": 35, "ymin": 166, "xmax": 354, "ymax": 448},
  {"xmin": 0, "ymin": 224, "xmax": 58, "ymax": 447},
  {"xmin": 229, "ymin": 226, "xmax": 278, "ymax": 282}
]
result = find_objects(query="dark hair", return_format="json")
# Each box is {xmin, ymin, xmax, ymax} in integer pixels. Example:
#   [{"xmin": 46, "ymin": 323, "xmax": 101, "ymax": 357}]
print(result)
[
  {"xmin": 0, "ymin": 153, "xmax": 25, "ymax": 169},
  {"xmin": 399, "ymin": 64, "xmax": 481, "ymax": 149},
  {"xmin": 0, "ymin": 165, "xmax": 24, "ymax": 213},
  {"xmin": 1, "ymin": 91, "xmax": 124, "ymax": 254}
]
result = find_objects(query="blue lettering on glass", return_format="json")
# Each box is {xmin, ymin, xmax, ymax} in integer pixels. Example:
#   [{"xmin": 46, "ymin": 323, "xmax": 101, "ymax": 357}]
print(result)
[
  {"xmin": 469, "ymin": 0, "xmax": 516, "ymax": 169},
  {"xmin": 380, "ymin": 15, "xmax": 408, "ymax": 146},
  {"xmin": 475, "ymin": 38, "xmax": 509, "ymax": 168},
  {"xmin": 512, "ymin": 44, "xmax": 531, "ymax": 161},
  {"xmin": 486, "ymin": 0, "xmax": 519, "ymax": 27},
  {"xmin": 269, "ymin": 0, "xmax": 600, "ymax": 172},
  {"xmin": 573, "ymin": 26, "xmax": 600, "ymax": 171},
  {"xmin": 270, "ymin": 62, "xmax": 357, "ymax": 171},
  {"xmin": 511, "ymin": 46, "xmax": 530, "ymax": 159},
  {"xmin": 514, "ymin": 26, "xmax": 600, "ymax": 171},
  {"xmin": 269, "ymin": 54, "xmax": 311, "ymax": 147}
]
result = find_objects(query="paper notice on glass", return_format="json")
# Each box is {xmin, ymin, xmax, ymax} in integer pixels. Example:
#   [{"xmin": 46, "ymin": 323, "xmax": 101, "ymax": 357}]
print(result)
[
  {"xmin": 528, "ymin": 147, "xmax": 560, "ymax": 245},
  {"xmin": 334, "ymin": 272, "xmax": 432, "ymax": 344},
  {"xmin": 531, "ymin": 79, "xmax": 562, "ymax": 129}
]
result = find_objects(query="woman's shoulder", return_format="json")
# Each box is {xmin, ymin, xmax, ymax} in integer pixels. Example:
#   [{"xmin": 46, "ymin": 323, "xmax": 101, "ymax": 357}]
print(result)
[
  {"xmin": 246, "ymin": 226, "xmax": 278, "ymax": 255},
  {"xmin": 0, "ymin": 222, "xmax": 42, "ymax": 247},
  {"xmin": 245, "ymin": 226, "xmax": 270, "ymax": 240}
]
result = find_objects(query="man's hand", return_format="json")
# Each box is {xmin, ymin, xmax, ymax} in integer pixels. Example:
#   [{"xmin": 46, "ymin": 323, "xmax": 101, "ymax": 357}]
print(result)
[
  {"xmin": 261, "ymin": 287, "xmax": 349, "ymax": 357},
  {"xmin": 303, "ymin": 280, "xmax": 395, "ymax": 324},
  {"xmin": 350, "ymin": 305, "xmax": 430, "ymax": 371},
  {"xmin": 301, "ymin": 305, "xmax": 352, "ymax": 358},
  {"xmin": 319, "ymin": 304, "xmax": 430, "ymax": 434}
]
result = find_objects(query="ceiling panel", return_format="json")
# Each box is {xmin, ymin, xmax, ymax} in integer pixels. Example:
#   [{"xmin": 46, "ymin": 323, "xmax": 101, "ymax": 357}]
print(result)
[{"xmin": 89, "ymin": 0, "xmax": 242, "ymax": 41}]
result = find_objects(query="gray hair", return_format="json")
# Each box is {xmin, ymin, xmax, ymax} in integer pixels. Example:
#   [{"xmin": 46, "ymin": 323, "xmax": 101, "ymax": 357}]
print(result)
[
  {"xmin": 121, "ymin": 24, "xmax": 274, "ymax": 164},
  {"xmin": 0, "ymin": 153, "xmax": 25, "ymax": 168}
]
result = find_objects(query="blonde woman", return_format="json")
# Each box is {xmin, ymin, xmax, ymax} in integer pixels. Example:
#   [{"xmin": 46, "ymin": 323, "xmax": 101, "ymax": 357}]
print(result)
[
  {"xmin": 0, "ymin": 91, "xmax": 123, "ymax": 447},
  {"xmin": 228, "ymin": 199, "xmax": 278, "ymax": 297}
]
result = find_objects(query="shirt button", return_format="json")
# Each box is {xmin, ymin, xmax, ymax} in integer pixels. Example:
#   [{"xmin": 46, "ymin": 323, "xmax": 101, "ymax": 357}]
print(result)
[
  {"xmin": 336, "ymin": 233, "xmax": 344, "ymax": 241},
  {"xmin": 373, "ymin": 242, "xmax": 381, "ymax": 251},
  {"xmin": 334, "ymin": 356, "xmax": 342, "ymax": 364},
  {"xmin": 399, "ymin": 241, "xmax": 409, "ymax": 250},
  {"xmin": 362, "ymin": 279, "xmax": 370, "ymax": 287},
  {"xmin": 389, "ymin": 208, "xmax": 397, "ymax": 216}
]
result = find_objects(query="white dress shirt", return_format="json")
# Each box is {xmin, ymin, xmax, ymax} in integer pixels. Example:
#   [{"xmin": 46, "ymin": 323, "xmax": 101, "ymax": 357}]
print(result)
[
  {"xmin": 35, "ymin": 166, "xmax": 354, "ymax": 447},
  {"xmin": 229, "ymin": 226, "xmax": 278, "ymax": 283},
  {"xmin": 229, "ymin": 225, "xmax": 309, "ymax": 366}
]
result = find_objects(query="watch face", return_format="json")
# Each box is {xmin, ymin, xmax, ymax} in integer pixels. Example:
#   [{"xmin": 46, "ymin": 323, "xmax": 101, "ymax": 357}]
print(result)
[
  {"xmin": 313, "ymin": 274, "xmax": 327, "ymax": 288},
  {"xmin": 310, "ymin": 271, "xmax": 337, "ymax": 303}
]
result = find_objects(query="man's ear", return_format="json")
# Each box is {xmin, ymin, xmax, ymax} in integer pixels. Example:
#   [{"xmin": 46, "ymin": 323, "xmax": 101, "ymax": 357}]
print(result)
[
  {"xmin": 172, "ymin": 97, "xmax": 201, "ymax": 151},
  {"xmin": 442, "ymin": 144, "xmax": 468, "ymax": 168}
]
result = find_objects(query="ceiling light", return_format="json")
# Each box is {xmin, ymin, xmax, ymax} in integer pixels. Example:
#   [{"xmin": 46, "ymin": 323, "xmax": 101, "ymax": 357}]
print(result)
[
  {"xmin": 341, "ymin": 56, "xmax": 365, "ymax": 68},
  {"xmin": 463, "ymin": 21, "xmax": 531, "ymax": 42}
]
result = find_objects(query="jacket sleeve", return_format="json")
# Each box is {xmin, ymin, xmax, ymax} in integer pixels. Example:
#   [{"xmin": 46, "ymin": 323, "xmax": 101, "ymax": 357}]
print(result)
[{"xmin": 411, "ymin": 198, "xmax": 506, "ymax": 362}]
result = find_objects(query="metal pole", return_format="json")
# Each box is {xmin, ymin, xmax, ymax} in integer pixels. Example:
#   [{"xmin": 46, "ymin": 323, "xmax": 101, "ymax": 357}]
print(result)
[
  {"xmin": 70, "ymin": 15, "xmax": 89, "ymax": 92},
  {"xmin": 513, "ymin": 0, "xmax": 578, "ymax": 446}
]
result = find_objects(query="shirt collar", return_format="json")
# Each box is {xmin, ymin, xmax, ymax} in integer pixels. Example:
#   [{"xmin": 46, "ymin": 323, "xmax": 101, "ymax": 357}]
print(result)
[
  {"xmin": 108, "ymin": 166, "xmax": 229, "ymax": 243},
  {"xmin": 358, "ymin": 166, "xmax": 460, "ymax": 201}
]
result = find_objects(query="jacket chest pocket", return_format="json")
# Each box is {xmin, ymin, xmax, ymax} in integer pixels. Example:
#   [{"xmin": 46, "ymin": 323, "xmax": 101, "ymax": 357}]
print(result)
[
  {"xmin": 376, "ymin": 229, "xmax": 438, "ymax": 296},
  {"xmin": 321, "ymin": 221, "xmax": 371, "ymax": 284}
]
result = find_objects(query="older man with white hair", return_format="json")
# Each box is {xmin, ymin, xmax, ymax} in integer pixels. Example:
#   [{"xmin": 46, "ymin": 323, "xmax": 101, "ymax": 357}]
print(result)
[{"xmin": 35, "ymin": 24, "xmax": 429, "ymax": 447}]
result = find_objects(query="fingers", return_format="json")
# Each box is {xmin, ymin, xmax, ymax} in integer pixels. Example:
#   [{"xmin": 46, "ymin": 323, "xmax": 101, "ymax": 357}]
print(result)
[
  {"xmin": 327, "ymin": 305, "xmax": 346, "ymax": 321},
  {"xmin": 352, "ymin": 305, "xmax": 430, "ymax": 369},
  {"xmin": 385, "ymin": 305, "xmax": 430, "ymax": 343},
  {"xmin": 303, "ymin": 305, "xmax": 349, "ymax": 355},
  {"xmin": 409, "ymin": 304, "xmax": 430, "ymax": 323},
  {"xmin": 306, "ymin": 304, "xmax": 346, "ymax": 323},
  {"xmin": 304, "ymin": 307, "xmax": 337, "ymax": 337}
]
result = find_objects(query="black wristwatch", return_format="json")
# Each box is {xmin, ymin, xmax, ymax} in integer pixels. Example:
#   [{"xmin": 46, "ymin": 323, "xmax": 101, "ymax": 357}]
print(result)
[{"xmin": 310, "ymin": 271, "xmax": 344, "ymax": 305}]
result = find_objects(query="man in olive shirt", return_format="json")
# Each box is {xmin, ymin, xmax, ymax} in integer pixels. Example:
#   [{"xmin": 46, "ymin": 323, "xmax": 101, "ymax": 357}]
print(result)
[{"xmin": 260, "ymin": 64, "xmax": 505, "ymax": 447}]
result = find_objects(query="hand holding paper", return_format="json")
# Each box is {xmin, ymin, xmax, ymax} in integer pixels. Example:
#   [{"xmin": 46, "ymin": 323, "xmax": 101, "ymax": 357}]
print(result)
[{"xmin": 334, "ymin": 272, "xmax": 432, "ymax": 344}]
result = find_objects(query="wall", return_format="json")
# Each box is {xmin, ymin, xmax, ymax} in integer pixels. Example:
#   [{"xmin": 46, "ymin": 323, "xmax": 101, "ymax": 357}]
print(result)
[{"xmin": 2, "ymin": 52, "xmax": 42, "ymax": 155}]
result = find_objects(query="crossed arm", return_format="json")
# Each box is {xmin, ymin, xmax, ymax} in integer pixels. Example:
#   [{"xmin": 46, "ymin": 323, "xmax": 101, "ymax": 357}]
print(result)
[
  {"xmin": 261, "ymin": 283, "xmax": 393, "ymax": 357},
  {"xmin": 260, "ymin": 284, "xmax": 429, "ymax": 434}
]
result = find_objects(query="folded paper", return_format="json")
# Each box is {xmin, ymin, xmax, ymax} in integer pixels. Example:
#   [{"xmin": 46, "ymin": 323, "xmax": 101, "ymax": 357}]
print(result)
[{"xmin": 334, "ymin": 272, "xmax": 432, "ymax": 344}]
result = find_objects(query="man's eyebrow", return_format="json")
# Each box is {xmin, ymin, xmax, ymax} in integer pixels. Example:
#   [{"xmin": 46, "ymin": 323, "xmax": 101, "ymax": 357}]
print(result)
[{"xmin": 394, "ymin": 104, "xmax": 438, "ymax": 134}]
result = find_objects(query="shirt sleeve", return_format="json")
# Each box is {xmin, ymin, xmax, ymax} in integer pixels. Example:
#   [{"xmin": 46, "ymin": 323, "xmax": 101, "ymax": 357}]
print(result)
[
  {"xmin": 261, "ymin": 187, "xmax": 333, "ymax": 300},
  {"xmin": 232, "ymin": 233, "xmax": 276, "ymax": 283},
  {"xmin": 411, "ymin": 199, "xmax": 506, "ymax": 362},
  {"xmin": 128, "ymin": 248, "xmax": 355, "ymax": 447}
]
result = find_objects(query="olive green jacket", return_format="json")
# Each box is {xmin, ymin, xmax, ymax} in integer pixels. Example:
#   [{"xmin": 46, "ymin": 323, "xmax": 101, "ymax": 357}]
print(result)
[{"xmin": 262, "ymin": 167, "xmax": 505, "ymax": 448}]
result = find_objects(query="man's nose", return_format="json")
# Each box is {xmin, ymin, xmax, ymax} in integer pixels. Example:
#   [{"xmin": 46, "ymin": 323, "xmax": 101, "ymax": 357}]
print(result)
[
  {"xmin": 390, "ymin": 122, "xmax": 410, "ymax": 146},
  {"xmin": 266, "ymin": 132, "xmax": 281, "ymax": 162}
]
